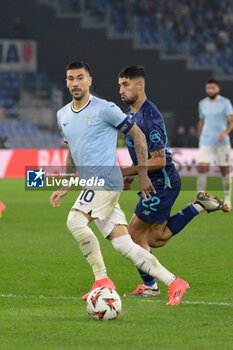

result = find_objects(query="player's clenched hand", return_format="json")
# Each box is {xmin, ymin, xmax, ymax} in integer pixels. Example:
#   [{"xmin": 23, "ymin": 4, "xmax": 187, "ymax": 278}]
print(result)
[
  {"xmin": 50, "ymin": 188, "xmax": 69, "ymax": 208},
  {"xmin": 123, "ymin": 176, "xmax": 135, "ymax": 190},
  {"xmin": 138, "ymin": 174, "xmax": 156, "ymax": 201}
]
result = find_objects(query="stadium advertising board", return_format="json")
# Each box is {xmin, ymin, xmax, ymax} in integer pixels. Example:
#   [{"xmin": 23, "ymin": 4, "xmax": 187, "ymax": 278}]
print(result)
[
  {"xmin": 0, "ymin": 39, "xmax": 37, "ymax": 71},
  {"xmin": 0, "ymin": 148, "xmax": 233, "ymax": 178}
]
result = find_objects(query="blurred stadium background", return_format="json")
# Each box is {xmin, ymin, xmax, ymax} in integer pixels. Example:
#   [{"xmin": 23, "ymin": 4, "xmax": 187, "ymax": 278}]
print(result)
[{"xmin": 0, "ymin": 0, "xmax": 233, "ymax": 176}]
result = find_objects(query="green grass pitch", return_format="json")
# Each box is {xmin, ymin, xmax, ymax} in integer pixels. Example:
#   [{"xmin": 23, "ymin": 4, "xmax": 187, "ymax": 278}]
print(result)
[{"xmin": 0, "ymin": 179, "xmax": 232, "ymax": 350}]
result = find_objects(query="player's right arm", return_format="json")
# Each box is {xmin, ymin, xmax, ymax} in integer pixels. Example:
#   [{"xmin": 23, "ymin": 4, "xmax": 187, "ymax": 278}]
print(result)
[
  {"xmin": 123, "ymin": 149, "xmax": 165, "ymax": 190},
  {"xmin": 198, "ymin": 101, "xmax": 205, "ymax": 136},
  {"xmin": 199, "ymin": 119, "xmax": 204, "ymax": 136},
  {"xmin": 148, "ymin": 148, "xmax": 166, "ymax": 170},
  {"xmin": 50, "ymin": 149, "xmax": 76, "ymax": 208}
]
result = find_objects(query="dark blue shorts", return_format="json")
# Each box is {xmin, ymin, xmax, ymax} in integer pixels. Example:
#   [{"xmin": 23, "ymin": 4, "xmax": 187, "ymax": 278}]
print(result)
[{"xmin": 134, "ymin": 181, "xmax": 181, "ymax": 225}]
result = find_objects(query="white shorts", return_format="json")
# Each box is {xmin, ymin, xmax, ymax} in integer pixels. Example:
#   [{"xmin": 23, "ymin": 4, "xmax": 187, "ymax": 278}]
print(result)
[
  {"xmin": 199, "ymin": 145, "xmax": 232, "ymax": 166},
  {"xmin": 71, "ymin": 189, "xmax": 127, "ymax": 238}
]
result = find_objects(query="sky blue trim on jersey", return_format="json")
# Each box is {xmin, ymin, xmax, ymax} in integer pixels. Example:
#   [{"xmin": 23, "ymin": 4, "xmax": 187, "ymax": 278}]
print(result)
[
  {"xmin": 116, "ymin": 116, "xmax": 134, "ymax": 135},
  {"xmin": 162, "ymin": 168, "xmax": 171, "ymax": 189},
  {"xmin": 163, "ymin": 125, "xmax": 170, "ymax": 152}
]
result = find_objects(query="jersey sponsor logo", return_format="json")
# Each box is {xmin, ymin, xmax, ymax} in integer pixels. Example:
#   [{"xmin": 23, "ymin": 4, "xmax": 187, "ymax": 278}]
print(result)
[
  {"xmin": 26, "ymin": 168, "xmax": 44, "ymax": 187},
  {"xmin": 149, "ymin": 130, "xmax": 161, "ymax": 143},
  {"xmin": 63, "ymin": 122, "xmax": 69, "ymax": 127},
  {"xmin": 84, "ymin": 115, "xmax": 95, "ymax": 125}
]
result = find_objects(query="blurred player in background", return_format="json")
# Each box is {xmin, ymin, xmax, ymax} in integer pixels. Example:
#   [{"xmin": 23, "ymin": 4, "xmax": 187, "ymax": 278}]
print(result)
[
  {"xmin": 118, "ymin": 66, "xmax": 229, "ymax": 297},
  {"xmin": 50, "ymin": 61, "xmax": 190, "ymax": 306},
  {"xmin": 197, "ymin": 79, "xmax": 233, "ymax": 210}
]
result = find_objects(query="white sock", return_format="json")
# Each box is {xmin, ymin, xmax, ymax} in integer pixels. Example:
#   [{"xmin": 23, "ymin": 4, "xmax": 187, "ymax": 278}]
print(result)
[
  {"xmin": 111, "ymin": 235, "xmax": 175, "ymax": 286},
  {"xmin": 77, "ymin": 231, "xmax": 108, "ymax": 280},
  {"xmin": 197, "ymin": 173, "xmax": 207, "ymax": 192},
  {"xmin": 67, "ymin": 211, "xmax": 107, "ymax": 280},
  {"xmin": 222, "ymin": 174, "xmax": 232, "ymax": 203}
]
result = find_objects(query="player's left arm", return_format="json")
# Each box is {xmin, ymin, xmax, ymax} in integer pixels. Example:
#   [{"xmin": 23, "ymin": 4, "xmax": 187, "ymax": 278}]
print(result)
[{"xmin": 218, "ymin": 115, "xmax": 233, "ymax": 142}]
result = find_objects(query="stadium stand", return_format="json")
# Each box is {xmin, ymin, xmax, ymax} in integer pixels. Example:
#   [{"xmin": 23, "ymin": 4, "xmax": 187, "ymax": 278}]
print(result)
[
  {"xmin": 0, "ymin": 119, "xmax": 61, "ymax": 149},
  {"xmin": 0, "ymin": 70, "xmax": 63, "ymax": 148},
  {"xmin": 1, "ymin": 0, "xmax": 233, "ymax": 148},
  {"xmin": 38, "ymin": 0, "xmax": 233, "ymax": 77}
]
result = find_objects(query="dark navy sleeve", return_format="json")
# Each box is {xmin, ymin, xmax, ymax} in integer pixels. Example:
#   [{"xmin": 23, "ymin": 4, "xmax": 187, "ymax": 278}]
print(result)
[
  {"xmin": 141, "ymin": 115, "xmax": 165, "ymax": 153},
  {"xmin": 116, "ymin": 116, "xmax": 134, "ymax": 135}
]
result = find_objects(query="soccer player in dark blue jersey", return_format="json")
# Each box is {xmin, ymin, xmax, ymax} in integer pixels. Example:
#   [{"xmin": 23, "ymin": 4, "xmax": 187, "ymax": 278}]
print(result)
[{"xmin": 118, "ymin": 65, "xmax": 229, "ymax": 297}]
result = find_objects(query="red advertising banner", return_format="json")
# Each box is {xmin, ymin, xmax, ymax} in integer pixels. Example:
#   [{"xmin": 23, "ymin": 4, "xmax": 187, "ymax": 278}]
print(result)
[{"xmin": 0, "ymin": 148, "xmax": 232, "ymax": 178}]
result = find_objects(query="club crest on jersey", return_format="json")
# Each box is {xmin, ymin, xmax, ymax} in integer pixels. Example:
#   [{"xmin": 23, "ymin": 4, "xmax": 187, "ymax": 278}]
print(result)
[
  {"xmin": 84, "ymin": 115, "xmax": 95, "ymax": 125},
  {"xmin": 149, "ymin": 130, "xmax": 161, "ymax": 143}
]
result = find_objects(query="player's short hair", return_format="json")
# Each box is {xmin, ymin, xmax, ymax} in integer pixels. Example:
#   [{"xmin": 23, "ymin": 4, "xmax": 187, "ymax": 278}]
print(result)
[
  {"xmin": 66, "ymin": 61, "xmax": 91, "ymax": 75},
  {"xmin": 206, "ymin": 78, "xmax": 220, "ymax": 86},
  {"xmin": 118, "ymin": 65, "xmax": 145, "ymax": 80}
]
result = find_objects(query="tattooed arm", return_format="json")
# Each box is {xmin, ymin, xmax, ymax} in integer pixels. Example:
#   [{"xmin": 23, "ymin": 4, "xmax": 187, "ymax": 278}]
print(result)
[
  {"xmin": 147, "ymin": 149, "xmax": 166, "ymax": 171},
  {"xmin": 50, "ymin": 149, "xmax": 76, "ymax": 207},
  {"xmin": 122, "ymin": 124, "xmax": 155, "ymax": 199},
  {"xmin": 122, "ymin": 148, "xmax": 166, "ymax": 177},
  {"xmin": 122, "ymin": 122, "xmax": 166, "ymax": 177}
]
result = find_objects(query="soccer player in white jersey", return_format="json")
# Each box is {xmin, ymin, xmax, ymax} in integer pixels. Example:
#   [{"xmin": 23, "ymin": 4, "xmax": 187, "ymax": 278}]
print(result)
[
  {"xmin": 197, "ymin": 79, "xmax": 233, "ymax": 209},
  {"xmin": 50, "ymin": 61, "xmax": 189, "ymax": 305}
]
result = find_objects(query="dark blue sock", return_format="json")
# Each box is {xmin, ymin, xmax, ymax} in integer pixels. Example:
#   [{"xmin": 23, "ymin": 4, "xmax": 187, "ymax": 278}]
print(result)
[
  {"xmin": 167, "ymin": 204, "xmax": 199, "ymax": 236},
  {"xmin": 137, "ymin": 250, "xmax": 157, "ymax": 287}
]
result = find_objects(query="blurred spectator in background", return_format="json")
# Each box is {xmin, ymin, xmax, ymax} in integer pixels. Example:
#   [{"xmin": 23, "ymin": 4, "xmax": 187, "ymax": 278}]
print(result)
[
  {"xmin": 62, "ymin": 0, "xmax": 80, "ymax": 13},
  {"xmin": 0, "ymin": 107, "xmax": 5, "ymax": 119},
  {"xmin": 12, "ymin": 16, "xmax": 25, "ymax": 38},
  {"xmin": 186, "ymin": 126, "xmax": 199, "ymax": 147},
  {"xmin": 0, "ymin": 136, "xmax": 9, "ymax": 149},
  {"xmin": 172, "ymin": 125, "xmax": 187, "ymax": 147}
]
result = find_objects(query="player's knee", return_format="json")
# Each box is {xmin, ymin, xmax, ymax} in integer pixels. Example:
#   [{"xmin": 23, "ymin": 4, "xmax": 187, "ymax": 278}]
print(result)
[
  {"xmin": 66, "ymin": 210, "xmax": 89, "ymax": 238},
  {"xmin": 67, "ymin": 210, "xmax": 77, "ymax": 232},
  {"xmin": 111, "ymin": 234, "xmax": 135, "ymax": 258}
]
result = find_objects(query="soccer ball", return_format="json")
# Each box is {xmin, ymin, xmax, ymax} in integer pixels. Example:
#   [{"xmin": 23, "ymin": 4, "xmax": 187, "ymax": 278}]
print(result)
[{"xmin": 86, "ymin": 287, "xmax": 122, "ymax": 321}]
